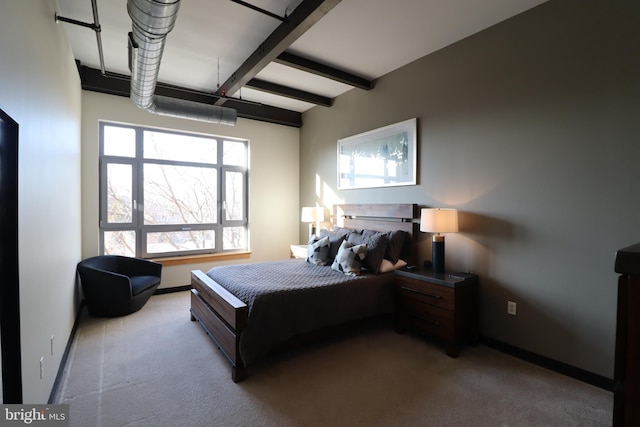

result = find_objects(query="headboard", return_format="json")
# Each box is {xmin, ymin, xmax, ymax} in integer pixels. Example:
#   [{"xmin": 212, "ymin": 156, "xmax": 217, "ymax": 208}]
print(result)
[
  {"xmin": 332, "ymin": 203, "xmax": 419, "ymax": 264},
  {"xmin": 332, "ymin": 203, "xmax": 419, "ymax": 236}
]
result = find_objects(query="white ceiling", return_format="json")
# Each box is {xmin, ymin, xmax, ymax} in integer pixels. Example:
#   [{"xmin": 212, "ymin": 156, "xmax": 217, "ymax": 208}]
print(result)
[{"xmin": 57, "ymin": 0, "xmax": 548, "ymax": 114}]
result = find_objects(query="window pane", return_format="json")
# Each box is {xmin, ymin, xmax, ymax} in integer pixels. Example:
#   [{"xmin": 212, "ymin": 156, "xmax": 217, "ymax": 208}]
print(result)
[
  {"xmin": 144, "ymin": 164, "xmax": 217, "ymax": 225},
  {"xmin": 104, "ymin": 126, "xmax": 135, "ymax": 157},
  {"xmin": 225, "ymin": 171, "xmax": 244, "ymax": 221},
  {"xmin": 147, "ymin": 230, "xmax": 215, "ymax": 254},
  {"xmin": 223, "ymin": 140, "xmax": 247, "ymax": 167},
  {"xmin": 144, "ymin": 130, "xmax": 216, "ymax": 163},
  {"xmin": 104, "ymin": 230, "xmax": 136, "ymax": 256},
  {"xmin": 100, "ymin": 122, "xmax": 249, "ymax": 258},
  {"xmin": 223, "ymin": 227, "xmax": 245, "ymax": 250},
  {"xmin": 107, "ymin": 163, "xmax": 133, "ymax": 223}
]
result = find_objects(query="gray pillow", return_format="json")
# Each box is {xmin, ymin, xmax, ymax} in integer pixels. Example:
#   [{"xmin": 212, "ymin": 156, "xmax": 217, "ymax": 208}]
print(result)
[
  {"xmin": 331, "ymin": 240, "xmax": 367, "ymax": 276},
  {"xmin": 348, "ymin": 230, "xmax": 389, "ymax": 273},
  {"xmin": 319, "ymin": 227, "xmax": 351, "ymax": 261},
  {"xmin": 306, "ymin": 235, "xmax": 330, "ymax": 265},
  {"xmin": 384, "ymin": 230, "xmax": 407, "ymax": 264}
]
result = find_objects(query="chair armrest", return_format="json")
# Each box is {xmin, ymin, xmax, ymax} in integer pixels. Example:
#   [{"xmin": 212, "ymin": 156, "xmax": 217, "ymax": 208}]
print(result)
[
  {"xmin": 77, "ymin": 265, "xmax": 133, "ymax": 301},
  {"xmin": 117, "ymin": 257, "xmax": 163, "ymax": 279}
]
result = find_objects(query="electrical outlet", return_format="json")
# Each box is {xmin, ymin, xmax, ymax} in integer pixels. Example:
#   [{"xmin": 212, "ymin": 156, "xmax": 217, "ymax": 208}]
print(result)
[
  {"xmin": 40, "ymin": 357, "xmax": 44, "ymax": 380},
  {"xmin": 507, "ymin": 301, "xmax": 517, "ymax": 316}
]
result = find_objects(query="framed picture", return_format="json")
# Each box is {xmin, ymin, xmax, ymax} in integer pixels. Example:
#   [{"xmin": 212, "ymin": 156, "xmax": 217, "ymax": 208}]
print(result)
[{"xmin": 337, "ymin": 118, "xmax": 417, "ymax": 190}]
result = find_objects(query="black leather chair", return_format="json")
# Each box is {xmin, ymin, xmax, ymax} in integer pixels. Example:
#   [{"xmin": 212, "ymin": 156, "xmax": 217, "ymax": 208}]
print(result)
[{"xmin": 77, "ymin": 255, "xmax": 162, "ymax": 317}]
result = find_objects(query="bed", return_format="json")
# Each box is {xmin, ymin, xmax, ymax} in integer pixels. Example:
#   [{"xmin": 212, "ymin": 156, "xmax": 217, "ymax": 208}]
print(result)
[{"xmin": 190, "ymin": 203, "xmax": 418, "ymax": 382}]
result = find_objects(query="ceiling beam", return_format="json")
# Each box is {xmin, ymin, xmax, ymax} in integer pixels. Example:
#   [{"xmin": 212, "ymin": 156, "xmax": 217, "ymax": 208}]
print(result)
[
  {"xmin": 229, "ymin": 0, "xmax": 289, "ymax": 22},
  {"xmin": 246, "ymin": 78, "xmax": 332, "ymax": 107},
  {"xmin": 275, "ymin": 51, "xmax": 372, "ymax": 90},
  {"xmin": 214, "ymin": 0, "xmax": 342, "ymax": 104},
  {"xmin": 78, "ymin": 65, "xmax": 302, "ymax": 127}
]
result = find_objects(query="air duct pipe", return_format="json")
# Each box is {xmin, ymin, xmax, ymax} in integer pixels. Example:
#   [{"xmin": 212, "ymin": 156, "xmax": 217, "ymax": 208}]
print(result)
[{"xmin": 127, "ymin": 0, "xmax": 237, "ymax": 126}]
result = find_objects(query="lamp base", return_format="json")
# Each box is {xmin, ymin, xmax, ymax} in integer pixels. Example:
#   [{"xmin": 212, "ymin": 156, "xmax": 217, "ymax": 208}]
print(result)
[
  {"xmin": 432, "ymin": 235, "xmax": 445, "ymax": 274},
  {"xmin": 308, "ymin": 223, "xmax": 317, "ymax": 239}
]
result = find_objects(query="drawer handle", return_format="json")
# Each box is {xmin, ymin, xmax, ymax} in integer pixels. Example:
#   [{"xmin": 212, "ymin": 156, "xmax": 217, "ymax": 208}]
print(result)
[
  {"xmin": 409, "ymin": 313, "xmax": 441, "ymax": 326},
  {"xmin": 401, "ymin": 286, "xmax": 442, "ymax": 299}
]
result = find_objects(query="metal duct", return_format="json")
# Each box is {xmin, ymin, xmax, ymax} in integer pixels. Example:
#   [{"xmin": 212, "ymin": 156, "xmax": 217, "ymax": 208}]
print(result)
[{"xmin": 127, "ymin": 0, "xmax": 237, "ymax": 126}]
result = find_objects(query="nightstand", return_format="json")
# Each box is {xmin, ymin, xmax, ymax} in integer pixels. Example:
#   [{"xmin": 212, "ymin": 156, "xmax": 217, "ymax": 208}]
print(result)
[
  {"xmin": 394, "ymin": 268, "xmax": 478, "ymax": 357},
  {"xmin": 290, "ymin": 244, "xmax": 307, "ymax": 259}
]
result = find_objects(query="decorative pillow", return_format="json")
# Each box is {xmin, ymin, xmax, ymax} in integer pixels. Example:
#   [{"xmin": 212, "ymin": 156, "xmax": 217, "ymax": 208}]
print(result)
[
  {"xmin": 319, "ymin": 227, "xmax": 351, "ymax": 261},
  {"xmin": 347, "ymin": 230, "xmax": 389, "ymax": 274},
  {"xmin": 379, "ymin": 258, "xmax": 408, "ymax": 273},
  {"xmin": 331, "ymin": 240, "xmax": 367, "ymax": 276},
  {"xmin": 306, "ymin": 235, "xmax": 330, "ymax": 265},
  {"xmin": 384, "ymin": 230, "xmax": 408, "ymax": 264}
]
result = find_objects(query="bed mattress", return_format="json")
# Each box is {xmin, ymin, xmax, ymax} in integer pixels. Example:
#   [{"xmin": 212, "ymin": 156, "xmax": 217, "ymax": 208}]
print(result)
[{"xmin": 205, "ymin": 258, "xmax": 394, "ymax": 365}]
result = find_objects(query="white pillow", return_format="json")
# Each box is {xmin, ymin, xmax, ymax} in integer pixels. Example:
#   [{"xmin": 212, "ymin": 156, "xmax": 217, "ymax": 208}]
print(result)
[
  {"xmin": 379, "ymin": 258, "xmax": 408, "ymax": 273},
  {"xmin": 331, "ymin": 240, "xmax": 367, "ymax": 276},
  {"xmin": 306, "ymin": 236, "xmax": 330, "ymax": 265}
]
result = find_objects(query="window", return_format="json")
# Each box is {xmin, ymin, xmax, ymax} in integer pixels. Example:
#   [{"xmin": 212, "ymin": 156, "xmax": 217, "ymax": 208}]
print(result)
[{"xmin": 99, "ymin": 122, "xmax": 248, "ymax": 258}]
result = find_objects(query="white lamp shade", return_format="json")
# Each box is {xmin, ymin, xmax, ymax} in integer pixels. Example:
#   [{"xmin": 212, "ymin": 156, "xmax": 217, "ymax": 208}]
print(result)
[
  {"xmin": 420, "ymin": 208, "xmax": 458, "ymax": 233},
  {"xmin": 301, "ymin": 206, "xmax": 325, "ymax": 223}
]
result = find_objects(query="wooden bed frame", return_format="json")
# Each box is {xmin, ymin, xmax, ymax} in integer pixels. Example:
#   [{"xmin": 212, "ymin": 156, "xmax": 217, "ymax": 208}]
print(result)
[{"xmin": 190, "ymin": 203, "xmax": 418, "ymax": 382}]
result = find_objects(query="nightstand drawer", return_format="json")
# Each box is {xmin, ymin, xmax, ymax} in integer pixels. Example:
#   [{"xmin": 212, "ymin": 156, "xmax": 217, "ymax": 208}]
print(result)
[
  {"xmin": 398, "ymin": 300, "xmax": 453, "ymax": 339},
  {"xmin": 395, "ymin": 276, "xmax": 454, "ymax": 311}
]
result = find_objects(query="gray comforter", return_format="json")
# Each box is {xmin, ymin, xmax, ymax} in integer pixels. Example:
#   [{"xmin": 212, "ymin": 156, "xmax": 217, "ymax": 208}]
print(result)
[{"xmin": 206, "ymin": 258, "xmax": 394, "ymax": 366}]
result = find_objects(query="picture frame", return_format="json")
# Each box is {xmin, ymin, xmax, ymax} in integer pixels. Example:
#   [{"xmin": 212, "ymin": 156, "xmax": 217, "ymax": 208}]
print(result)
[{"xmin": 337, "ymin": 118, "xmax": 417, "ymax": 190}]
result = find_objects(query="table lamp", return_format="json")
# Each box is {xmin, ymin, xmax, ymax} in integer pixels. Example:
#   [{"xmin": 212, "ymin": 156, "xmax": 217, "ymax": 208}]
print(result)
[
  {"xmin": 420, "ymin": 208, "xmax": 458, "ymax": 273},
  {"xmin": 301, "ymin": 206, "xmax": 325, "ymax": 238}
]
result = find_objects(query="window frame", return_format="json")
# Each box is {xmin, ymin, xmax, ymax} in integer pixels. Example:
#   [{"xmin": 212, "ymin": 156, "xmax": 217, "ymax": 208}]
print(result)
[{"xmin": 99, "ymin": 121, "xmax": 249, "ymax": 259}]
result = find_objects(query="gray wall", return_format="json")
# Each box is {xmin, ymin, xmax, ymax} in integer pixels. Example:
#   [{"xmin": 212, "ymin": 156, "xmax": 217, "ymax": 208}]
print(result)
[
  {"xmin": 0, "ymin": 1, "xmax": 82, "ymax": 402},
  {"xmin": 300, "ymin": 0, "xmax": 640, "ymax": 378}
]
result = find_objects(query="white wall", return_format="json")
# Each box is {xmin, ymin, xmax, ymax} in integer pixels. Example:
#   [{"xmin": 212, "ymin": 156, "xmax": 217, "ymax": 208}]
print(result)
[
  {"xmin": 0, "ymin": 1, "xmax": 82, "ymax": 403},
  {"xmin": 81, "ymin": 91, "xmax": 300, "ymax": 288},
  {"xmin": 300, "ymin": 0, "xmax": 640, "ymax": 378}
]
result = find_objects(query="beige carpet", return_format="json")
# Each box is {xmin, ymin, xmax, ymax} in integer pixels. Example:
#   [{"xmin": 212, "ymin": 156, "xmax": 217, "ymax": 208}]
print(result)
[{"xmin": 53, "ymin": 292, "xmax": 612, "ymax": 427}]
